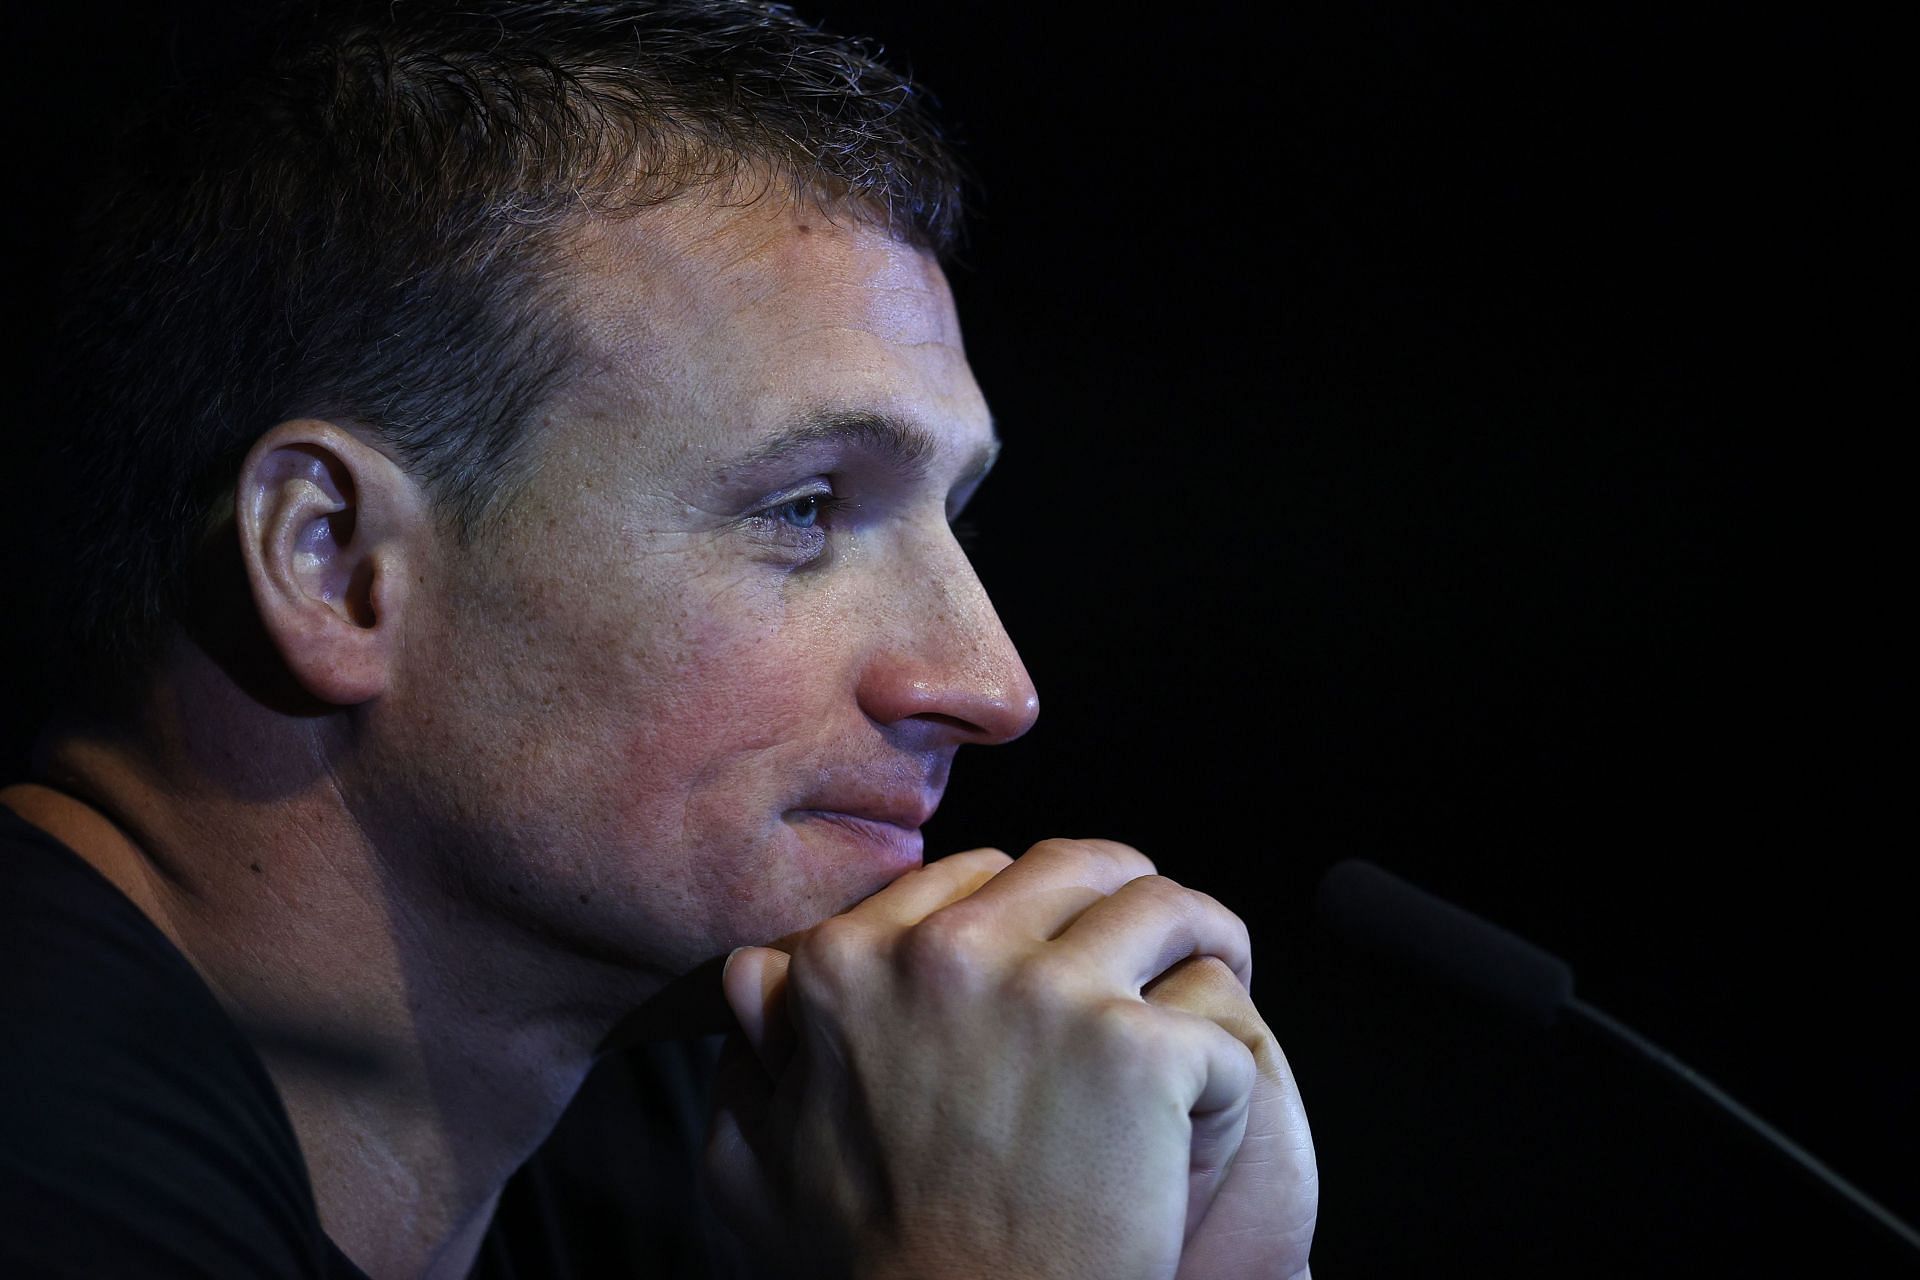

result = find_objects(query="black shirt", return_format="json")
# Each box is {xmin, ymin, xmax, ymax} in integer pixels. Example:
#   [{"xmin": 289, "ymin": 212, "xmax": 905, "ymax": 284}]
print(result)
[{"xmin": 0, "ymin": 806, "xmax": 749, "ymax": 1278}]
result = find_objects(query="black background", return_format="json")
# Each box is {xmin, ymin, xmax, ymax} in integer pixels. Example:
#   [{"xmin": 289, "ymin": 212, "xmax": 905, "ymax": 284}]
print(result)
[{"xmin": 3, "ymin": 3, "xmax": 1909, "ymax": 1275}]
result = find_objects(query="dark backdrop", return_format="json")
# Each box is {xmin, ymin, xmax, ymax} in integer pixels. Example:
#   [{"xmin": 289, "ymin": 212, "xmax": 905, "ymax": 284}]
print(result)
[{"xmin": 3, "ymin": 3, "xmax": 1907, "ymax": 1275}]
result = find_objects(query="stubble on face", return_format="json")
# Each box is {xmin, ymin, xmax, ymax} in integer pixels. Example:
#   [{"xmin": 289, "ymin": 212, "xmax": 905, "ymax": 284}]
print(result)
[{"xmin": 355, "ymin": 190, "xmax": 1013, "ymax": 987}]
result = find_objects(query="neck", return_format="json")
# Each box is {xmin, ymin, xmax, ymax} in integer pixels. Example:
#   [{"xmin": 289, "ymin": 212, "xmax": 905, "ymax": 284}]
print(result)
[{"xmin": 5, "ymin": 688, "xmax": 669, "ymax": 1278}]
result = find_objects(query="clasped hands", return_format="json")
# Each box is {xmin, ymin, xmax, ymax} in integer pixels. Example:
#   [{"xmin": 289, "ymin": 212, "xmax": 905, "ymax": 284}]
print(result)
[{"xmin": 707, "ymin": 839, "xmax": 1318, "ymax": 1279}]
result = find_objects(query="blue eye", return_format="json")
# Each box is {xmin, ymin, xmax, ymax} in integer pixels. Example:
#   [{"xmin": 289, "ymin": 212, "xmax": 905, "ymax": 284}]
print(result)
[{"xmin": 772, "ymin": 494, "xmax": 826, "ymax": 528}]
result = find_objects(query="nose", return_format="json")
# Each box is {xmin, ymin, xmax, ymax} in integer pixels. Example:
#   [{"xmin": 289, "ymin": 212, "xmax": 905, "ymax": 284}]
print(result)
[{"xmin": 856, "ymin": 526, "xmax": 1040, "ymax": 747}]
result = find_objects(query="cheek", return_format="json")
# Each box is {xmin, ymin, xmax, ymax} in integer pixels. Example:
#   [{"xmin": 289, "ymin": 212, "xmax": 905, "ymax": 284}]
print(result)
[
  {"xmin": 620, "ymin": 597, "xmax": 791, "ymax": 749},
  {"xmin": 611, "ymin": 581, "xmax": 844, "ymax": 820},
  {"xmin": 613, "ymin": 588, "xmax": 874, "ymax": 927},
  {"xmin": 629, "ymin": 541, "xmax": 887, "ymax": 717}
]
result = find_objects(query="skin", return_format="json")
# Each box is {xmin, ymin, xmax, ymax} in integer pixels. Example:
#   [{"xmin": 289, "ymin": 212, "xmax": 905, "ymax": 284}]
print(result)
[
  {"xmin": 713, "ymin": 842, "xmax": 1319, "ymax": 1279},
  {"xmin": 2, "ymin": 189, "xmax": 1314, "ymax": 1278}
]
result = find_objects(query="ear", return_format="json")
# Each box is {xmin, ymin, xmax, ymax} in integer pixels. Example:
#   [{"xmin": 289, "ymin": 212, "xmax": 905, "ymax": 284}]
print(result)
[{"xmin": 235, "ymin": 419, "xmax": 431, "ymax": 707}]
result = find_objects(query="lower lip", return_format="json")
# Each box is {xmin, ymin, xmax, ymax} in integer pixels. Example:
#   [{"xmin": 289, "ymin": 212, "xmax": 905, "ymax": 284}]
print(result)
[{"xmin": 789, "ymin": 810, "xmax": 925, "ymax": 871}]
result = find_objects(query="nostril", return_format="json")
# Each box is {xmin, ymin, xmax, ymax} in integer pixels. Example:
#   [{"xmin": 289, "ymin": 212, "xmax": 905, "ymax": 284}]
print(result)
[{"xmin": 914, "ymin": 712, "xmax": 979, "ymax": 733}]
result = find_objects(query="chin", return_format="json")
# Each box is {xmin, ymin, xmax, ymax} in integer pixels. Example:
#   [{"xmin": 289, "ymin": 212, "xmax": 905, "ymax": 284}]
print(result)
[{"xmin": 740, "ymin": 863, "xmax": 916, "ymax": 952}]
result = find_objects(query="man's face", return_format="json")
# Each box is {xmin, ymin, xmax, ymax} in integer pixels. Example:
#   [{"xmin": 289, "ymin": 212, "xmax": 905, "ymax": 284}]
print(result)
[{"xmin": 362, "ymin": 195, "xmax": 1037, "ymax": 979}]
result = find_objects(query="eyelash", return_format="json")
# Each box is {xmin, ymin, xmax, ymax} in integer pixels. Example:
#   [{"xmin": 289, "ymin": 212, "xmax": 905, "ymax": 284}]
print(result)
[
  {"xmin": 761, "ymin": 492, "xmax": 845, "ymax": 531},
  {"xmin": 744, "ymin": 490, "xmax": 847, "ymax": 560},
  {"xmin": 771, "ymin": 491, "xmax": 840, "ymax": 529},
  {"xmin": 745, "ymin": 491, "xmax": 982, "ymax": 558}
]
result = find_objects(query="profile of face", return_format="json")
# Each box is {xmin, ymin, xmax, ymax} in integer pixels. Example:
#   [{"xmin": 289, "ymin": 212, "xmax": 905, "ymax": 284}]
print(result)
[{"xmin": 351, "ymin": 193, "xmax": 1038, "ymax": 980}]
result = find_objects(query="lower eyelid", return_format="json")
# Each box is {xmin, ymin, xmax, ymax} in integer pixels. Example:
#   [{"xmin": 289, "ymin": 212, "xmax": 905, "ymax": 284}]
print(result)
[{"xmin": 740, "ymin": 512, "xmax": 830, "ymax": 559}]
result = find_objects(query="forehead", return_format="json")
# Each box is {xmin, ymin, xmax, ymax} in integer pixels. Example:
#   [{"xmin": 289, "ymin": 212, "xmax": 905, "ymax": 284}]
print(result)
[{"xmin": 550, "ymin": 194, "xmax": 986, "ymax": 464}]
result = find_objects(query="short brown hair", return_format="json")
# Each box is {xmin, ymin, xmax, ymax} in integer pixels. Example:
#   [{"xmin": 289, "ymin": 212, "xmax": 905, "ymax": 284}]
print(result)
[{"xmin": 40, "ymin": 0, "xmax": 965, "ymax": 712}]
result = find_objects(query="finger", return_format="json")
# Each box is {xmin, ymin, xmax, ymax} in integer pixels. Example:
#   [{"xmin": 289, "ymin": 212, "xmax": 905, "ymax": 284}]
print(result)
[
  {"xmin": 596, "ymin": 901, "xmax": 852, "ymax": 1050},
  {"xmin": 1145, "ymin": 958, "xmax": 1316, "ymax": 1251},
  {"xmin": 1141, "ymin": 957, "xmax": 1276, "ymax": 1238},
  {"xmin": 1144, "ymin": 955, "xmax": 1272, "ymax": 1061},
  {"xmin": 1055, "ymin": 875, "xmax": 1253, "ymax": 990},
  {"xmin": 1146, "ymin": 956, "xmax": 1309, "ymax": 1157},
  {"xmin": 923, "ymin": 837, "xmax": 1158, "ymax": 943},
  {"xmin": 1105, "ymin": 994, "xmax": 1258, "ymax": 1237},
  {"xmin": 1139, "ymin": 969, "xmax": 1264, "ymax": 1117},
  {"xmin": 735, "ymin": 851, "xmax": 1009, "ymax": 977},
  {"xmin": 1183, "ymin": 1038, "xmax": 1254, "ymax": 1239},
  {"xmin": 834, "ymin": 845, "xmax": 1014, "ymax": 928},
  {"xmin": 1159, "ymin": 966, "xmax": 1319, "ymax": 1277},
  {"xmin": 721, "ymin": 944, "xmax": 797, "ymax": 1076}
]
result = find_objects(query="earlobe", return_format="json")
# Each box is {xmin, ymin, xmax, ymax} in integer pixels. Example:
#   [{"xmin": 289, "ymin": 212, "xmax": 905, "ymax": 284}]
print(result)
[{"xmin": 235, "ymin": 420, "xmax": 426, "ymax": 707}]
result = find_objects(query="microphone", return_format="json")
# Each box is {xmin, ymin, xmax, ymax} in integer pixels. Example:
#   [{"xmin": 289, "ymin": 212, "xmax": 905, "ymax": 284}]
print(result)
[{"xmin": 1312, "ymin": 858, "xmax": 1920, "ymax": 1257}]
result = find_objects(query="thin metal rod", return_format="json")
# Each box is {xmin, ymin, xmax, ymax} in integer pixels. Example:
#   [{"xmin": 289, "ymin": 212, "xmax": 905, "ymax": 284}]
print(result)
[{"xmin": 1566, "ymin": 995, "xmax": 1920, "ymax": 1255}]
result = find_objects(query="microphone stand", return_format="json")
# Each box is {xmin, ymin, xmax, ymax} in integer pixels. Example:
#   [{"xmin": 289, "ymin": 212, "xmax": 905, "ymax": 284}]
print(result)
[
  {"xmin": 1566, "ymin": 995, "xmax": 1920, "ymax": 1254},
  {"xmin": 1315, "ymin": 858, "xmax": 1920, "ymax": 1260}
]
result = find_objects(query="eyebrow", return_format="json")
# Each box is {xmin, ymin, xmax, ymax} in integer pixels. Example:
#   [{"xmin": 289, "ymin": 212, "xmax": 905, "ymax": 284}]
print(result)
[{"xmin": 726, "ymin": 409, "xmax": 1002, "ymax": 490}]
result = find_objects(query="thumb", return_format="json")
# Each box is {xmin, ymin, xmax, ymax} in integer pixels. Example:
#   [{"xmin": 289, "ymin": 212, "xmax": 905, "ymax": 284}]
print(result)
[{"xmin": 721, "ymin": 944, "xmax": 797, "ymax": 1076}]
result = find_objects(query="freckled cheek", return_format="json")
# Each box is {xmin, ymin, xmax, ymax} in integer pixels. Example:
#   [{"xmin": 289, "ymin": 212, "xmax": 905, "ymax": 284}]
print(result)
[
  {"xmin": 609, "ymin": 592, "xmax": 846, "ymax": 824},
  {"xmin": 596, "ymin": 583, "xmax": 887, "ymax": 943}
]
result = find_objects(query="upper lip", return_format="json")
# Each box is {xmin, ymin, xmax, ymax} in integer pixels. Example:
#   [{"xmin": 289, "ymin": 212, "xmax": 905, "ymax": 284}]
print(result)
[
  {"xmin": 793, "ymin": 791, "xmax": 941, "ymax": 832},
  {"xmin": 792, "ymin": 755, "xmax": 952, "ymax": 831}
]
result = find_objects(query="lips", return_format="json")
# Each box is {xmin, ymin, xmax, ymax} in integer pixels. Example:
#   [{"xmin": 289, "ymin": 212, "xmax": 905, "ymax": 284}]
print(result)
[
  {"xmin": 788, "ymin": 808, "xmax": 927, "ymax": 874},
  {"xmin": 783, "ymin": 747, "xmax": 952, "ymax": 880},
  {"xmin": 792, "ymin": 759, "xmax": 945, "ymax": 828},
  {"xmin": 793, "ymin": 795, "xmax": 938, "ymax": 831},
  {"xmin": 786, "ymin": 780, "xmax": 941, "ymax": 872}
]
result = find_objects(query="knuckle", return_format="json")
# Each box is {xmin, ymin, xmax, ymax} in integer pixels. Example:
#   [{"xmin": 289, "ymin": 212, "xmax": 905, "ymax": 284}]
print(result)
[
  {"xmin": 1001, "ymin": 947, "xmax": 1088, "ymax": 1007},
  {"xmin": 898, "ymin": 910, "xmax": 967, "ymax": 964},
  {"xmin": 1186, "ymin": 953, "xmax": 1241, "ymax": 987},
  {"xmin": 1022, "ymin": 836, "xmax": 1085, "ymax": 861},
  {"xmin": 1068, "ymin": 837, "xmax": 1156, "ymax": 873},
  {"xmin": 1184, "ymin": 883, "xmax": 1231, "ymax": 917},
  {"xmin": 1023, "ymin": 836, "xmax": 1157, "ymax": 881},
  {"xmin": 1085, "ymin": 998, "xmax": 1182, "ymax": 1078},
  {"xmin": 1086, "ymin": 994, "xmax": 1149, "ymax": 1042},
  {"xmin": 1200, "ymin": 887, "xmax": 1252, "ymax": 938},
  {"xmin": 1080, "ymin": 839, "xmax": 1159, "ymax": 880},
  {"xmin": 1188, "ymin": 972, "xmax": 1267, "ymax": 1038},
  {"xmin": 1118, "ymin": 873, "xmax": 1201, "ymax": 918},
  {"xmin": 1189, "ymin": 888, "xmax": 1252, "ymax": 948},
  {"xmin": 952, "ymin": 846, "xmax": 1015, "ymax": 873},
  {"xmin": 896, "ymin": 911, "xmax": 993, "ymax": 990},
  {"xmin": 788, "ymin": 915, "xmax": 873, "ymax": 997},
  {"xmin": 1124, "ymin": 878, "xmax": 1251, "ymax": 946},
  {"xmin": 1124, "ymin": 872, "xmax": 1184, "ymax": 901}
]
